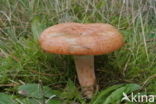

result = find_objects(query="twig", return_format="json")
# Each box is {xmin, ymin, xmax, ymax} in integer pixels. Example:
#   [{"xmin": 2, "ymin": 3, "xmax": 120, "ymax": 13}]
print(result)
[
  {"xmin": 142, "ymin": 74, "xmax": 156, "ymax": 88},
  {"xmin": 0, "ymin": 83, "xmax": 19, "ymax": 87},
  {"xmin": 30, "ymin": 70, "xmax": 63, "ymax": 77},
  {"xmin": 146, "ymin": 38, "xmax": 156, "ymax": 42}
]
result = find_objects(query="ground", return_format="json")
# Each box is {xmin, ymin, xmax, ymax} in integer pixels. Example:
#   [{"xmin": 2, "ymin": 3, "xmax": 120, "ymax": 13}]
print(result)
[{"xmin": 0, "ymin": 0, "xmax": 156, "ymax": 104}]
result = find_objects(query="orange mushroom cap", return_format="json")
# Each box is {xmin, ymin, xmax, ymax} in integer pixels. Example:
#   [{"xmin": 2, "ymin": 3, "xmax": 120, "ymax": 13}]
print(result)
[{"xmin": 39, "ymin": 22, "xmax": 124, "ymax": 55}]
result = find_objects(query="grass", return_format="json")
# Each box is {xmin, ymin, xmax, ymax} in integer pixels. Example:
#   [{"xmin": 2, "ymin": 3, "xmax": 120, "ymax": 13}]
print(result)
[{"xmin": 0, "ymin": 0, "xmax": 156, "ymax": 103}]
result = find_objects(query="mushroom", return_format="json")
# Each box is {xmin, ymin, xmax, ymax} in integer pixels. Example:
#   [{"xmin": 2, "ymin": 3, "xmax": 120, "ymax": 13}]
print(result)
[{"xmin": 39, "ymin": 22, "xmax": 124, "ymax": 98}]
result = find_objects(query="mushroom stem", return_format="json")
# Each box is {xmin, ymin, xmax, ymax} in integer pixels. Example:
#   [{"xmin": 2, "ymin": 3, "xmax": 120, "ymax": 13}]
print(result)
[{"xmin": 74, "ymin": 55, "xmax": 97, "ymax": 98}]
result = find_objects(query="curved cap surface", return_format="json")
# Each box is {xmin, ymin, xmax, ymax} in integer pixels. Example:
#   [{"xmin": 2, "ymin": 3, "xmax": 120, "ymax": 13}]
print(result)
[{"xmin": 39, "ymin": 23, "xmax": 124, "ymax": 55}]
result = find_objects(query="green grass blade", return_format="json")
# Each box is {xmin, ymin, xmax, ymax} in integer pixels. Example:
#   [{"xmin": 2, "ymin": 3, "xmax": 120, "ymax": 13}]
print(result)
[
  {"xmin": 0, "ymin": 93, "xmax": 17, "ymax": 104},
  {"xmin": 91, "ymin": 84, "xmax": 124, "ymax": 104},
  {"xmin": 31, "ymin": 16, "xmax": 46, "ymax": 40},
  {"xmin": 103, "ymin": 84, "xmax": 141, "ymax": 104}
]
